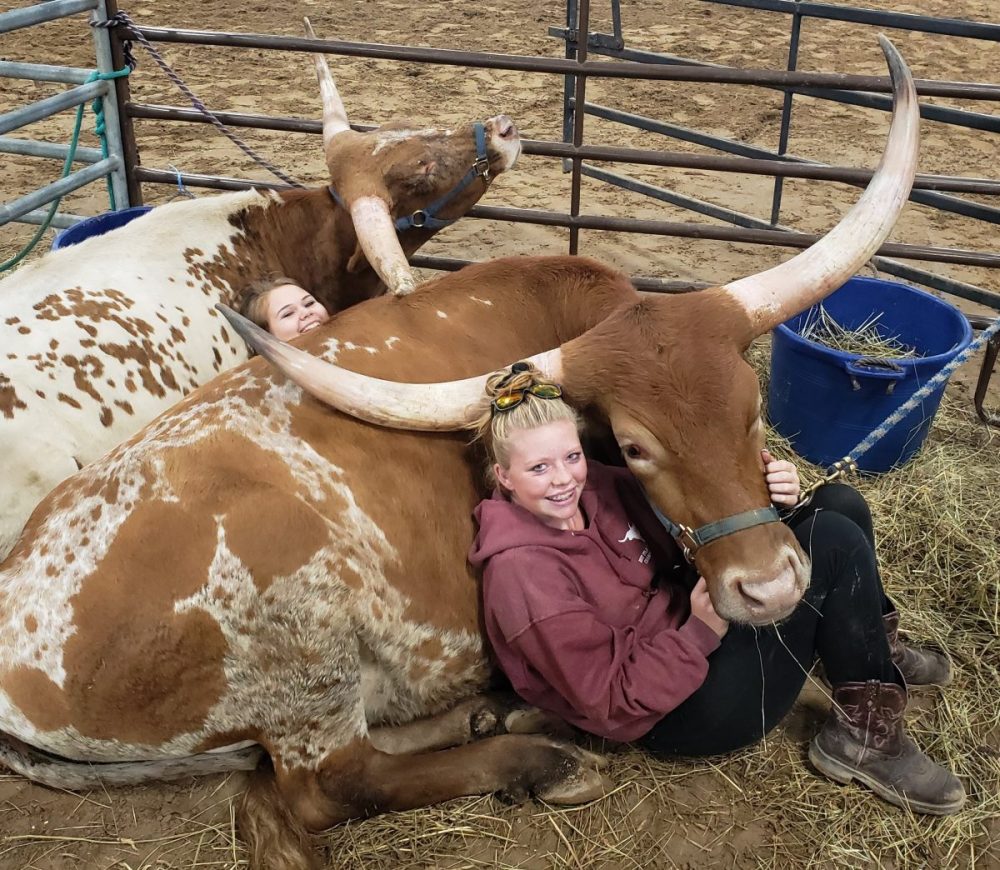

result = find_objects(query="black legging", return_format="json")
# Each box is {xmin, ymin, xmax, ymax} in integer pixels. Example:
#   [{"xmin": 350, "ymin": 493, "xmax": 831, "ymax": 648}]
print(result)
[{"xmin": 640, "ymin": 484, "xmax": 897, "ymax": 758}]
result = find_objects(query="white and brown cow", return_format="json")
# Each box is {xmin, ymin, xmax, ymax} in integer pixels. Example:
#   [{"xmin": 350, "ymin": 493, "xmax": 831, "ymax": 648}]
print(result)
[
  {"xmin": 0, "ymin": 25, "xmax": 520, "ymax": 558},
  {"xmin": 0, "ymin": 38, "xmax": 917, "ymax": 870}
]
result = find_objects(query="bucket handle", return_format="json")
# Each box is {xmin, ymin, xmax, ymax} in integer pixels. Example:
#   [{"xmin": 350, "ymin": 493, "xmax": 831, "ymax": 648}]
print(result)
[{"xmin": 844, "ymin": 358, "xmax": 907, "ymax": 394}]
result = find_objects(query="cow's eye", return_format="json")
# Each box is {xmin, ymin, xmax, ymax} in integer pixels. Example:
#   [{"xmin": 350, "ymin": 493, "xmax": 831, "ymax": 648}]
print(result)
[{"xmin": 623, "ymin": 444, "xmax": 644, "ymax": 460}]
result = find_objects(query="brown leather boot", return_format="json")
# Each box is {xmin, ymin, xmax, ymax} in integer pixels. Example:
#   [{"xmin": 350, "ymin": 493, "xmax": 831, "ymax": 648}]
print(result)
[
  {"xmin": 884, "ymin": 611, "xmax": 952, "ymax": 686},
  {"xmin": 809, "ymin": 678, "xmax": 965, "ymax": 815}
]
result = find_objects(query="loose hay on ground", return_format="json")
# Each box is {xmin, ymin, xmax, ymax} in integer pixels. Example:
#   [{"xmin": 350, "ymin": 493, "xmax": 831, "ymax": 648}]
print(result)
[{"xmin": 1, "ymin": 346, "xmax": 997, "ymax": 870}]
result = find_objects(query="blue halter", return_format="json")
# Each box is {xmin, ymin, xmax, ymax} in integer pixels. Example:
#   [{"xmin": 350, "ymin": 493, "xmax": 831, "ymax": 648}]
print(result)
[
  {"xmin": 327, "ymin": 121, "xmax": 491, "ymax": 232},
  {"xmin": 644, "ymin": 496, "xmax": 781, "ymax": 565}
]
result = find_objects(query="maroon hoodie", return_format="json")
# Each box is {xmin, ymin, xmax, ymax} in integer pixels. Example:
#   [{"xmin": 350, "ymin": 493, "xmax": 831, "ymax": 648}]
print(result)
[{"xmin": 468, "ymin": 461, "xmax": 721, "ymax": 742}]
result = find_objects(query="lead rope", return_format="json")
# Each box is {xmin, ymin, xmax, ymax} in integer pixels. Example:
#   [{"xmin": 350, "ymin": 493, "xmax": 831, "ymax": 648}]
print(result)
[
  {"xmin": 94, "ymin": 13, "xmax": 304, "ymax": 188},
  {"xmin": 793, "ymin": 314, "xmax": 1000, "ymax": 508}
]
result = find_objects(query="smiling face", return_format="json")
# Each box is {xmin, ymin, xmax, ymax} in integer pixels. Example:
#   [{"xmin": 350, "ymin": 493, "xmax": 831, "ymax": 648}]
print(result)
[
  {"xmin": 265, "ymin": 284, "xmax": 331, "ymax": 341},
  {"xmin": 494, "ymin": 420, "xmax": 588, "ymax": 531}
]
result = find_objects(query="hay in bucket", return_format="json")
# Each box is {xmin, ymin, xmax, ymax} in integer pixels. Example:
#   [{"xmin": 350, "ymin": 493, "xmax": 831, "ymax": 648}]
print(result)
[{"xmin": 796, "ymin": 303, "xmax": 924, "ymax": 360}]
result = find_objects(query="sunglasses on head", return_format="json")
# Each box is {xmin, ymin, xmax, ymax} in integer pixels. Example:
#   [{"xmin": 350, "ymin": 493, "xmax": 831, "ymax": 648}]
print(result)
[{"xmin": 491, "ymin": 383, "xmax": 563, "ymax": 414}]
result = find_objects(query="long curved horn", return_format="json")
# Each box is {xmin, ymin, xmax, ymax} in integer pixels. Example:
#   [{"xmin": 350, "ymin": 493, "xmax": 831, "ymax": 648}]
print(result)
[
  {"xmin": 722, "ymin": 36, "xmax": 919, "ymax": 335},
  {"xmin": 217, "ymin": 305, "xmax": 564, "ymax": 430},
  {"xmin": 350, "ymin": 197, "xmax": 418, "ymax": 296},
  {"xmin": 304, "ymin": 18, "xmax": 350, "ymax": 147}
]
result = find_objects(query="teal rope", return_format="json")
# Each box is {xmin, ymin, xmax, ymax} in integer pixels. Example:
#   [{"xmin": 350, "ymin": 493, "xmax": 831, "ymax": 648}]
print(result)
[
  {"xmin": 1, "ymin": 67, "xmax": 131, "ymax": 274},
  {"xmin": 89, "ymin": 67, "xmax": 131, "ymax": 210},
  {"xmin": 843, "ymin": 315, "xmax": 1000, "ymax": 466}
]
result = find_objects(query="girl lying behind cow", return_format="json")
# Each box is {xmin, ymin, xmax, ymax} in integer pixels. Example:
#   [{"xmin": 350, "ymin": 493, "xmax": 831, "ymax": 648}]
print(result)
[
  {"xmin": 469, "ymin": 361, "xmax": 964, "ymax": 816},
  {"xmin": 240, "ymin": 274, "xmax": 331, "ymax": 342}
]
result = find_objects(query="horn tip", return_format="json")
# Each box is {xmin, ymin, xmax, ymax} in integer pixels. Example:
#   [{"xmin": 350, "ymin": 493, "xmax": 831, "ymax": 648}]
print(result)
[{"xmin": 303, "ymin": 17, "xmax": 315, "ymax": 37}]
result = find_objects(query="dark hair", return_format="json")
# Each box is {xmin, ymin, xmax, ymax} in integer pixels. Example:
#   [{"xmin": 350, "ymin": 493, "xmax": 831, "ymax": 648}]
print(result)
[{"xmin": 472, "ymin": 362, "xmax": 581, "ymax": 490}]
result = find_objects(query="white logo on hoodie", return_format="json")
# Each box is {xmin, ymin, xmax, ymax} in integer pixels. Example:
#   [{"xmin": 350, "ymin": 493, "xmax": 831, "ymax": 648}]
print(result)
[
  {"xmin": 618, "ymin": 524, "xmax": 643, "ymax": 543},
  {"xmin": 619, "ymin": 525, "xmax": 651, "ymax": 563}
]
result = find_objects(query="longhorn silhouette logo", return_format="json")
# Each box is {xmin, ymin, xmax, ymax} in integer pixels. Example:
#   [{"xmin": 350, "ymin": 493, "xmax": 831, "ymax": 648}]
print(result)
[{"xmin": 618, "ymin": 524, "xmax": 644, "ymax": 544}]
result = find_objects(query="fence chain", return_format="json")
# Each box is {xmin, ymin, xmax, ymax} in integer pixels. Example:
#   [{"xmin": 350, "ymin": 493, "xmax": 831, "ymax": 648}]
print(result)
[{"xmin": 94, "ymin": 12, "xmax": 304, "ymax": 189}]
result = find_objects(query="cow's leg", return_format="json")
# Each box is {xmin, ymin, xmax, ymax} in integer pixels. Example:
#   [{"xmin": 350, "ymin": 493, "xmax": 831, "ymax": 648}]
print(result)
[
  {"xmin": 238, "ymin": 735, "xmax": 606, "ymax": 869},
  {"xmin": 368, "ymin": 693, "xmax": 570, "ymax": 754},
  {"xmin": 304, "ymin": 735, "xmax": 605, "ymax": 823}
]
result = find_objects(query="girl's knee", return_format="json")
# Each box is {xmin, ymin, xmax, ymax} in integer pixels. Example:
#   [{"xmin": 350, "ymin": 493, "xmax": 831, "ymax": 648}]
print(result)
[{"xmin": 811, "ymin": 483, "xmax": 872, "ymax": 529}]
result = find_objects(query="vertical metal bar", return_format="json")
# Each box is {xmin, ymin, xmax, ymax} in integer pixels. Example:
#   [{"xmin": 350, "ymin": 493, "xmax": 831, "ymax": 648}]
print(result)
[
  {"xmin": 561, "ymin": 0, "xmax": 579, "ymax": 173},
  {"xmin": 90, "ymin": 0, "xmax": 130, "ymax": 209},
  {"xmin": 104, "ymin": 0, "xmax": 143, "ymax": 205},
  {"xmin": 611, "ymin": 0, "xmax": 622, "ymax": 42},
  {"xmin": 770, "ymin": 1, "xmax": 803, "ymax": 226},
  {"xmin": 568, "ymin": 0, "xmax": 590, "ymax": 255}
]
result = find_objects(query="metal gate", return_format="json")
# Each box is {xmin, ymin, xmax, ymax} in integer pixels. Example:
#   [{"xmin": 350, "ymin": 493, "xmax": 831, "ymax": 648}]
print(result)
[{"xmin": 0, "ymin": 0, "xmax": 130, "ymax": 238}]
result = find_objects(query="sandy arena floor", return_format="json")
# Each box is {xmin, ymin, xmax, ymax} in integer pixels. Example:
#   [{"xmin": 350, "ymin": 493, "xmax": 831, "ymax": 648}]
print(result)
[{"xmin": 1, "ymin": 0, "xmax": 998, "ymax": 867}]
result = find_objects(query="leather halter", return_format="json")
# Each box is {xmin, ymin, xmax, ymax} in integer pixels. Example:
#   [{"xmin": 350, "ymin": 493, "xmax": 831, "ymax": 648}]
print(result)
[
  {"xmin": 645, "ymin": 497, "xmax": 781, "ymax": 564},
  {"xmin": 327, "ymin": 121, "xmax": 490, "ymax": 232}
]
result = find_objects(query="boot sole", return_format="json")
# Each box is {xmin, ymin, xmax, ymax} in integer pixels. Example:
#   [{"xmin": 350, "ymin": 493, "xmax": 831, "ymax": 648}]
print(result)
[{"xmin": 808, "ymin": 741, "xmax": 966, "ymax": 816}]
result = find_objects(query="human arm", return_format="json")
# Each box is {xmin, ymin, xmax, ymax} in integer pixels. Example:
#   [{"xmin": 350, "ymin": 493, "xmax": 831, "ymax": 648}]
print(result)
[{"xmin": 762, "ymin": 448, "xmax": 800, "ymax": 507}]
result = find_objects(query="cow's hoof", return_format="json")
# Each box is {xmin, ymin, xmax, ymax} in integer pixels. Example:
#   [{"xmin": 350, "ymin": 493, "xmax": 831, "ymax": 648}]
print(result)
[
  {"xmin": 538, "ymin": 766, "xmax": 611, "ymax": 804},
  {"xmin": 536, "ymin": 743, "xmax": 610, "ymax": 804},
  {"xmin": 504, "ymin": 706, "xmax": 574, "ymax": 738},
  {"xmin": 470, "ymin": 707, "xmax": 501, "ymax": 739}
]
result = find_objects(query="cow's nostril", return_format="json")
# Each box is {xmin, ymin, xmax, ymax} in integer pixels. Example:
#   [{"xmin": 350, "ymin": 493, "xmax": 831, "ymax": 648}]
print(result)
[
  {"xmin": 496, "ymin": 115, "xmax": 516, "ymax": 138},
  {"xmin": 737, "ymin": 581, "xmax": 766, "ymax": 608}
]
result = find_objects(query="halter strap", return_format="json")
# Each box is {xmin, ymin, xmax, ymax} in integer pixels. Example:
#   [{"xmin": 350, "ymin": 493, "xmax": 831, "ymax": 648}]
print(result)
[
  {"xmin": 327, "ymin": 121, "xmax": 490, "ymax": 232},
  {"xmin": 645, "ymin": 498, "xmax": 781, "ymax": 564}
]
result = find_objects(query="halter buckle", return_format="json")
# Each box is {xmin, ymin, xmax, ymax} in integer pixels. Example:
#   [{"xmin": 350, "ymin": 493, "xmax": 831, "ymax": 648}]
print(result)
[
  {"xmin": 675, "ymin": 524, "xmax": 700, "ymax": 562},
  {"xmin": 473, "ymin": 156, "xmax": 492, "ymax": 182},
  {"xmin": 408, "ymin": 209, "xmax": 429, "ymax": 228}
]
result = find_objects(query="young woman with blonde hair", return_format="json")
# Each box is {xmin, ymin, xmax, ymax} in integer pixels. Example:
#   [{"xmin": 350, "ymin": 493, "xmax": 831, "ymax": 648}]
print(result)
[{"xmin": 469, "ymin": 361, "xmax": 962, "ymax": 815}]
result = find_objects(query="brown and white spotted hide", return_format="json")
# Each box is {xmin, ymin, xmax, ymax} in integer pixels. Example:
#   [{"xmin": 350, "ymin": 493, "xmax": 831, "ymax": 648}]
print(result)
[
  {"xmin": 0, "ymin": 115, "xmax": 519, "ymax": 560},
  {"xmin": 0, "ymin": 257, "xmax": 625, "ymax": 785}
]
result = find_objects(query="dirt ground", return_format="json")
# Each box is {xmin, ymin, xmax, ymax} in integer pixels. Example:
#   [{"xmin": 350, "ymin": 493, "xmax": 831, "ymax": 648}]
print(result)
[{"xmin": 1, "ymin": 0, "xmax": 999, "ymax": 868}]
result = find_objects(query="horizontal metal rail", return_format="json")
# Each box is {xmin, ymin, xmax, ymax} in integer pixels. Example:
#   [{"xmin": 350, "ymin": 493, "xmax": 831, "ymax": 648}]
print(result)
[
  {"xmin": 131, "ymin": 166, "xmax": 1000, "ymax": 269},
  {"xmin": 557, "ymin": 36, "xmax": 1000, "ymax": 133},
  {"xmin": 0, "ymin": 79, "xmax": 108, "ymax": 136},
  {"xmin": 16, "ymin": 208, "xmax": 89, "ymax": 229},
  {"xmin": 583, "ymin": 163, "xmax": 1000, "ymax": 309},
  {"xmin": 124, "ymin": 25, "xmax": 1000, "ymax": 100},
  {"xmin": 0, "ymin": 60, "xmax": 95, "ymax": 85},
  {"xmin": 0, "ymin": 158, "xmax": 119, "ymax": 225},
  {"xmin": 0, "ymin": 0, "xmax": 97, "ymax": 35},
  {"xmin": 124, "ymin": 103, "xmax": 1000, "ymax": 197},
  {"xmin": 699, "ymin": 0, "xmax": 1000, "ymax": 41},
  {"xmin": 578, "ymin": 101, "xmax": 1000, "ymax": 224},
  {"xmin": 0, "ymin": 136, "xmax": 103, "ymax": 164}
]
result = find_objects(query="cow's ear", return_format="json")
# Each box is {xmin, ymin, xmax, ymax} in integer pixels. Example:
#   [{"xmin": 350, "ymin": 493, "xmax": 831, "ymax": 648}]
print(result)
[{"xmin": 327, "ymin": 136, "xmax": 394, "ymax": 211}]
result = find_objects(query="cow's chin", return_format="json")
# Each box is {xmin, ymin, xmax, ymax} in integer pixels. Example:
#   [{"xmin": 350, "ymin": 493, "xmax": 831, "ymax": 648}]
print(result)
[{"xmin": 709, "ymin": 550, "xmax": 811, "ymax": 627}]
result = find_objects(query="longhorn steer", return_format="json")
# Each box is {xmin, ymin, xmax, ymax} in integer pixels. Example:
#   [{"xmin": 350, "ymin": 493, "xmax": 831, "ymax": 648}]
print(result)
[
  {"xmin": 0, "ymin": 24, "xmax": 519, "ymax": 558},
  {"xmin": 0, "ymin": 37, "xmax": 917, "ymax": 870}
]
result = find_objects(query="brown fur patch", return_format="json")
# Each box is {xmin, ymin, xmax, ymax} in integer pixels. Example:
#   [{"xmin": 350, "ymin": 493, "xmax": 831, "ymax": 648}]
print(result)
[
  {"xmin": 57, "ymin": 499, "xmax": 226, "ymax": 743},
  {"xmin": 0, "ymin": 374, "xmax": 27, "ymax": 419}
]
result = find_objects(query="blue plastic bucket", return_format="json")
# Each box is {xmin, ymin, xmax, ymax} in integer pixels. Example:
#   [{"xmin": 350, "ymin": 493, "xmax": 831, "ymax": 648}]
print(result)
[
  {"xmin": 51, "ymin": 205, "xmax": 153, "ymax": 250},
  {"xmin": 768, "ymin": 277, "xmax": 972, "ymax": 473}
]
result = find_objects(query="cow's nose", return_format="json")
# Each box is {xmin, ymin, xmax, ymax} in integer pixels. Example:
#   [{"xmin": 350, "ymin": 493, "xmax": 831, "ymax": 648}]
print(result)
[
  {"xmin": 736, "ymin": 566, "xmax": 800, "ymax": 620},
  {"xmin": 492, "ymin": 115, "xmax": 517, "ymax": 139}
]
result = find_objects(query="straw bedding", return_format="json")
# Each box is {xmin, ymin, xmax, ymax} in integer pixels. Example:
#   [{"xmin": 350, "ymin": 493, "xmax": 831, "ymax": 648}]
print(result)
[{"xmin": 2, "ymin": 342, "xmax": 996, "ymax": 869}]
